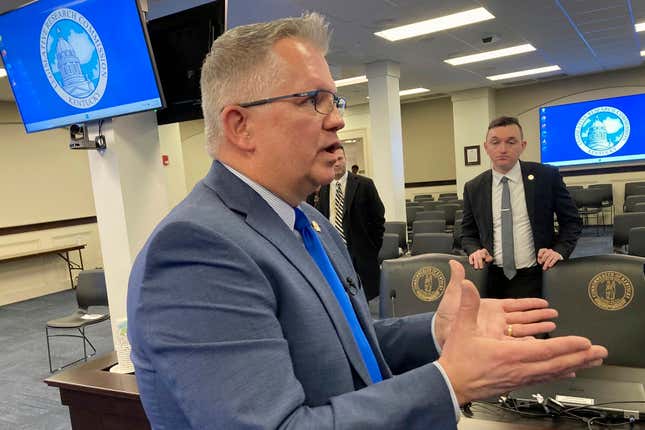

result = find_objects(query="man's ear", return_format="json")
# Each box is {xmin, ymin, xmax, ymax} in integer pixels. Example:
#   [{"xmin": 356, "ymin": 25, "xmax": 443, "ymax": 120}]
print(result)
[{"xmin": 220, "ymin": 105, "xmax": 254, "ymax": 150}]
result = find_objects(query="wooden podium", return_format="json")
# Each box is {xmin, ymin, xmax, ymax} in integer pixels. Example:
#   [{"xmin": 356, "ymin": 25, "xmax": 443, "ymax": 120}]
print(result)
[{"xmin": 45, "ymin": 352, "xmax": 150, "ymax": 430}]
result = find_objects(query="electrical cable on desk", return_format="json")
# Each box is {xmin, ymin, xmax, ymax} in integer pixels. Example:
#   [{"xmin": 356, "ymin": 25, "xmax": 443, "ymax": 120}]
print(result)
[{"xmin": 586, "ymin": 416, "xmax": 635, "ymax": 429}]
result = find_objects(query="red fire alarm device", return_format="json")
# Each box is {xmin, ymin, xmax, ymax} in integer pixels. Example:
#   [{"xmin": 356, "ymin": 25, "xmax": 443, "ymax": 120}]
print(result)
[{"xmin": 162, "ymin": 154, "xmax": 169, "ymax": 166}]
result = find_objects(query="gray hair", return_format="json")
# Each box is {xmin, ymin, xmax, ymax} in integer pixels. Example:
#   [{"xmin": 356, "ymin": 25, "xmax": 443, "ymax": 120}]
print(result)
[{"xmin": 200, "ymin": 12, "xmax": 331, "ymax": 157}]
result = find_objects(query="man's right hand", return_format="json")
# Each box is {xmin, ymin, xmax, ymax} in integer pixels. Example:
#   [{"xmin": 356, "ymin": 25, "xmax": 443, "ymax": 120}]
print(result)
[
  {"xmin": 437, "ymin": 278, "xmax": 608, "ymax": 405},
  {"xmin": 468, "ymin": 248, "xmax": 493, "ymax": 269}
]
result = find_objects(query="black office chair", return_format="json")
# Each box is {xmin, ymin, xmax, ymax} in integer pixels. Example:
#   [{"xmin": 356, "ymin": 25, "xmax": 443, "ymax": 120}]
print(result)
[
  {"xmin": 421, "ymin": 201, "xmax": 440, "ymax": 211},
  {"xmin": 613, "ymin": 212, "xmax": 645, "ymax": 251},
  {"xmin": 438, "ymin": 192, "xmax": 458, "ymax": 200},
  {"xmin": 573, "ymin": 187, "xmax": 604, "ymax": 231},
  {"xmin": 378, "ymin": 233, "xmax": 401, "ymax": 264},
  {"xmin": 413, "ymin": 194, "xmax": 434, "ymax": 202},
  {"xmin": 415, "ymin": 210, "xmax": 445, "ymax": 221},
  {"xmin": 543, "ymin": 254, "xmax": 645, "ymax": 367},
  {"xmin": 436, "ymin": 203, "xmax": 460, "ymax": 227},
  {"xmin": 453, "ymin": 217, "xmax": 464, "ymax": 253},
  {"xmin": 588, "ymin": 184, "xmax": 613, "ymax": 224},
  {"xmin": 379, "ymin": 253, "xmax": 488, "ymax": 317},
  {"xmin": 624, "ymin": 195, "xmax": 645, "ymax": 212},
  {"xmin": 45, "ymin": 269, "xmax": 110, "ymax": 372},
  {"xmin": 628, "ymin": 227, "xmax": 645, "ymax": 257},
  {"xmin": 406, "ymin": 205, "xmax": 424, "ymax": 230},
  {"xmin": 410, "ymin": 233, "xmax": 454, "ymax": 255},
  {"xmin": 384, "ymin": 221, "xmax": 407, "ymax": 253},
  {"xmin": 624, "ymin": 181, "xmax": 645, "ymax": 199}
]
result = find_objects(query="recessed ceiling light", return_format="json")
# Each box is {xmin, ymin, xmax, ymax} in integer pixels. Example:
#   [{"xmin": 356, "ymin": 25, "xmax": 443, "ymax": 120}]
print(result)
[
  {"xmin": 445, "ymin": 44, "xmax": 536, "ymax": 66},
  {"xmin": 641, "ymin": 50, "xmax": 645, "ymax": 57},
  {"xmin": 374, "ymin": 7, "xmax": 495, "ymax": 42},
  {"xmin": 334, "ymin": 75, "xmax": 368, "ymax": 87},
  {"xmin": 635, "ymin": 22, "xmax": 645, "ymax": 32},
  {"xmin": 399, "ymin": 88, "xmax": 431, "ymax": 96},
  {"xmin": 487, "ymin": 65, "xmax": 561, "ymax": 81},
  {"xmin": 0, "ymin": 68, "xmax": 6, "ymax": 79}
]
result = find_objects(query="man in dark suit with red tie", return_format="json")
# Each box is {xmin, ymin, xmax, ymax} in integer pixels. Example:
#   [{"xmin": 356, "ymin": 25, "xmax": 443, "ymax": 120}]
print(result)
[
  {"xmin": 461, "ymin": 116, "xmax": 582, "ymax": 299},
  {"xmin": 308, "ymin": 146, "xmax": 385, "ymax": 300}
]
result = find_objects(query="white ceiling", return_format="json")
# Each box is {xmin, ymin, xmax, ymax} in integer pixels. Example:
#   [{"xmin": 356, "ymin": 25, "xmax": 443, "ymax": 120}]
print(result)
[{"xmin": 1, "ymin": 0, "xmax": 644, "ymax": 107}]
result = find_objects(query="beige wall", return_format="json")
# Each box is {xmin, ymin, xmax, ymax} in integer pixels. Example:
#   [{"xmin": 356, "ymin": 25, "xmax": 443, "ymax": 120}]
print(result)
[
  {"xmin": 0, "ymin": 102, "xmax": 96, "ymax": 227},
  {"xmin": 0, "ymin": 102, "xmax": 102, "ymax": 304},
  {"xmin": 401, "ymin": 97, "xmax": 455, "ymax": 183},
  {"xmin": 179, "ymin": 119, "xmax": 211, "ymax": 192}
]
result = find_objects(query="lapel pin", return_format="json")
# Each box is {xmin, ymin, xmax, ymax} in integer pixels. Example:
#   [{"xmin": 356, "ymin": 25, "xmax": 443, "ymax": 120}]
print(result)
[
  {"xmin": 311, "ymin": 221, "xmax": 321, "ymax": 232},
  {"xmin": 528, "ymin": 174, "xmax": 535, "ymax": 181}
]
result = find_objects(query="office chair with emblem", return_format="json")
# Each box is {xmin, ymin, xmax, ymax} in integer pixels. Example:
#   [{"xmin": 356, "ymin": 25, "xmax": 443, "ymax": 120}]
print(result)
[
  {"xmin": 379, "ymin": 253, "xmax": 488, "ymax": 318},
  {"xmin": 543, "ymin": 254, "xmax": 645, "ymax": 368}
]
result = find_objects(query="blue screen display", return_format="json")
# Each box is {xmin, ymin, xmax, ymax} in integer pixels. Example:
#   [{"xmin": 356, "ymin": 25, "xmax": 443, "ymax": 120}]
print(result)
[
  {"xmin": 539, "ymin": 93, "xmax": 645, "ymax": 168},
  {"xmin": 0, "ymin": 0, "xmax": 163, "ymax": 133}
]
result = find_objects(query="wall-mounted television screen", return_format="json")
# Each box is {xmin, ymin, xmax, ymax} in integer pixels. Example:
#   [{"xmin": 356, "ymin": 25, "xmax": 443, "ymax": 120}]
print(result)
[
  {"xmin": 0, "ymin": 0, "xmax": 164, "ymax": 133},
  {"xmin": 147, "ymin": 1, "xmax": 225, "ymax": 125},
  {"xmin": 539, "ymin": 93, "xmax": 645, "ymax": 169}
]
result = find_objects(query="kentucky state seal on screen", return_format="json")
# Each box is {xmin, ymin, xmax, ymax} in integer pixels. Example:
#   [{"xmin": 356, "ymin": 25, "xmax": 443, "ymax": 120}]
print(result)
[
  {"xmin": 40, "ymin": 8, "xmax": 107, "ymax": 109},
  {"xmin": 575, "ymin": 106, "xmax": 630, "ymax": 157}
]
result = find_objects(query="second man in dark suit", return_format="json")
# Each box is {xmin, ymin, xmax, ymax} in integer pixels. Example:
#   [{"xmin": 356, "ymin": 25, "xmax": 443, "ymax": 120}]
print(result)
[
  {"xmin": 461, "ymin": 116, "xmax": 582, "ymax": 298},
  {"xmin": 309, "ymin": 146, "xmax": 385, "ymax": 300}
]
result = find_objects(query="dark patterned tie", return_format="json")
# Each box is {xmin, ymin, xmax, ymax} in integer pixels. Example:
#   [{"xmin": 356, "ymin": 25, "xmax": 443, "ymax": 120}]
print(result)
[
  {"xmin": 501, "ymin": 176, "xmax": 516, "ymax": 279},
  {"xmin": 334, "ymin": 181, "xmax": 346, "ymax": 243}
]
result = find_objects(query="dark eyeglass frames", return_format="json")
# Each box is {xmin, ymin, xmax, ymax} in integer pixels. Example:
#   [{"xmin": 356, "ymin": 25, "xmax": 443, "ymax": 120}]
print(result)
[{"xmin": 238, "ymin": 89, "xmax": 346, "ymax": 116}]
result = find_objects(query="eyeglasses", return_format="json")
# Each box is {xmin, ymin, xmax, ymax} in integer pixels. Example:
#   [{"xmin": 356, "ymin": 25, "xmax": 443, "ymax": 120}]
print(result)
[{"xmin": 238, "ymin": 89, "xmax": 346, "ymax": 116}]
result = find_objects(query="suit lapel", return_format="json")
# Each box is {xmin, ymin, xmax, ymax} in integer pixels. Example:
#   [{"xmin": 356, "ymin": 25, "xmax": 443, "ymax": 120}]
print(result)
[
  {"xmin": 482, "ymin": 171, "xmax": 493, "ymax": 245},
  {"xmin": 520, "ymin": 161, "xmax": 536, "ymax": 227},
  {"xmin": 206, "ymin": 162, "xmax": 373, "ymax": 386},
  {"xmin": 344, "ymin": 172, "xmax": 358, "ymax": 218}
]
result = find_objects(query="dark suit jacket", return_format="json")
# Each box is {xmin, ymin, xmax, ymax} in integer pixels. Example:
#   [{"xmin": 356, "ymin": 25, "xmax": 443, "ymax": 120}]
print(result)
[
  {"xmin": 127, "ymin": 161, "xmax": 455, "ymax": 429},
  {"xmin": 308, "ymin": 172, "xmax": 385, "ymax": 300},
  {"xmin": 461, "ymin": 160, "xmax": 582, "ymax": 261}
]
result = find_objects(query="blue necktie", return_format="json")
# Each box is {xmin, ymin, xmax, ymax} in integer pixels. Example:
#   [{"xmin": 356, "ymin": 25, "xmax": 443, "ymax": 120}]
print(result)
[{"xmin": 294, "ymin": 207, "xmax": 382, "ymax": 383}]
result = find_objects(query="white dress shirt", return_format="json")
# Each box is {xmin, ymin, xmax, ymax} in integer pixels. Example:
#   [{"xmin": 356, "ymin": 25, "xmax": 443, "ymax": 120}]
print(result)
[
  {"xmin": 329, "ymin": 170, "xmax": 348, "ymax": 223},
  {"xmin": 491, "ymin": 162, "xmax": 536, "ymax": 269}
]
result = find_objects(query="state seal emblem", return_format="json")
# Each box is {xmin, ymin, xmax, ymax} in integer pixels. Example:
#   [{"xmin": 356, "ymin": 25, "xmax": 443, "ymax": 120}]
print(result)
[
  {"xmin": 40, "ymin": 8, "xmax": 107, "ymax": 108},
  {"xmin": 411, "ymin": 266, "xmax": 447, "ymax": 302},
  {"xmin": 588, "ymin": 271, "xmax": 634, "ymax": 311},
  {"xmin": 575, "ymin": 106, "xmax": 630, "ymax": 157}
]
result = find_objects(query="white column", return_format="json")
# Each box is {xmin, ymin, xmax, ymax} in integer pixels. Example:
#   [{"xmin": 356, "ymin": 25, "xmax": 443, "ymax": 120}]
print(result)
[
  {"xmin": 451, "ymin": 88, "xmax": 496, "ymax": 196},
  {"xmin": 366, "ymin": 61, "xmax": 406, "ymax": 222},
  {"xmin": 87, "ymin": 110, "xmax": 170, "ymax": 369}
]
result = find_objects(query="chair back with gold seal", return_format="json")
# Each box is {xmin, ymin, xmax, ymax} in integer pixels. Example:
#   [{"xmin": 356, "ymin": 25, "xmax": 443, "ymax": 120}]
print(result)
[
  {"xmin": 543, "ymin": 254, "xmax": 645, "ymax": 368},
  {"xmin": 379, "ymin": 253, "xmax": 488, "ymax": 318}
]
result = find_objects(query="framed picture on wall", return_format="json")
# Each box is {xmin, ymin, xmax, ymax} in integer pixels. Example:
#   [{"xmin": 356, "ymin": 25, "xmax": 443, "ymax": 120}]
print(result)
[{"xmin": 464, "ymin": 145, "xmax": 481, "ymax": 166}]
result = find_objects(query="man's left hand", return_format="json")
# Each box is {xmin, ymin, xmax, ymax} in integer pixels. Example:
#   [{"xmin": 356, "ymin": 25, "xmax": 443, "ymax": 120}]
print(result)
[
  {"xmin": 434, "ymin": 261, "xmax": 557, "ymax": 349},
  {"xmin": 537, "ymin": 248, "xmax": 563, "ymax": 271}
]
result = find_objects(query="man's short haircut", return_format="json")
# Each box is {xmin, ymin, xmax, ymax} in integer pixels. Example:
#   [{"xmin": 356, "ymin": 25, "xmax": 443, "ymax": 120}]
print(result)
[
  {"xmin": 200, "ymin": 13, "xmax": 331, "ymax": 157},
  {"xmin": 487, "ymin": 116, "xmax": 523, "ymax": 139}
]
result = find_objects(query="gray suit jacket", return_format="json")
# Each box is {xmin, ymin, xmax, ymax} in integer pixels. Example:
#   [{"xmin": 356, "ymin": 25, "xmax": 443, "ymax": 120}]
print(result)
[{"xmin": 128, "ymin": 161, "xmax": 456, "ymax": 429}]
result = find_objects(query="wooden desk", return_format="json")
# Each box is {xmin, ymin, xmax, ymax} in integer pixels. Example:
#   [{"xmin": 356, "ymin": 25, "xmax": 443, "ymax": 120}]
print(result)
[
  {"xmin": 0, "ymin": 244, "xmax": 85, "ymax": 289},
  {"xmin": 46, "ymin": 354, "xmax": 642, "ymax": 430},
  {"xmin": 45, "ymin": 352, "xmax": 150, "ymax": 430}
]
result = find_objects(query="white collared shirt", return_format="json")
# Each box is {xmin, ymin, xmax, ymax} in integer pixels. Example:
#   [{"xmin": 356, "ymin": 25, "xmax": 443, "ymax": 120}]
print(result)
[
  {"xmin": 491, "ymin": 162, "xmax": 536, "ymax": 269},
  {"xmin": 329, "ymin": 170, "xmax": 348, "ymax": 223}
]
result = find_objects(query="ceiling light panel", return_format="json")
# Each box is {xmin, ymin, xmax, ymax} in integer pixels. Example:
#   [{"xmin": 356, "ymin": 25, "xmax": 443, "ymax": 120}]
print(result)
[
  {"xmin": 334, "ymin": 75, "xmax": 368, "ymax": 87},
  {"xmin": 487, "ymin": 65, "xmax": 561, "ymax": 81},
  {"xmin": 374, "ymin": 7, "xmax": 495, "ymax": 42},
  {"xmin": 399, "ymin": 88, "xmax": 430, "ymax": 96},
  {"xmin": 445, "ymin": 44, "xmax": 536, "ymax": 66},
  {"xmin": 636, "ymin": 22, "xmax": 645, "ymax": 32}
]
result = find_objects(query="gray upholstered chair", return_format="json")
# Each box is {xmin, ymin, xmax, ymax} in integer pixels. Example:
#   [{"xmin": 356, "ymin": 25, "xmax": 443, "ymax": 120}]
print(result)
[
  {"xmin": 624, "ymin": 195, "xmax": 645, "ymax": 212},
  {"xmin": 436, "ymin": 203, "xmax": 460, "ymax": 226},
  {"xmin": 412, "ymin": 219, "xmax": 446, "ymax": 235},
  {"xmin": 384, "ymin": 221, "xmax": 407, "ymax": 253},
  {"xmin": 543, "ymin": 254, "xmax": 645, "ymax": 367},
  {"xmin": 405, "ymin": 205, "xmax": 424, "ymax": 229},
  {"xmin": 378, "ymin": 233, "xmax": 401, "ymax": 264},
  {"xmin": 628, "ymin": 227, "xmax": 645, "ymax": 257},
  {"xmin": 613, "ymin": 212, "xmax": 645, "ymax": 251},
  {"xmin": 379, "ymin": 253, "xmax": 488, "ymax": 318},
  {"xmin": 624, "ymin": 181, "xmax": 645, "ymax": 198},
  {"xmin": 453, "ymin": 217, "xmax": 464, "ymax": 252},
  {"xmin": 415, "ymin": 210, "xmax": 445, "ymax": 221},
  {"xmin": 45, "ymin": 269, "xmax": 110, "ymax": 372},
  {"xmin": 413, "ymin": 194, "xmax": 434, "ymax": 202},
  {"xmin": 410, "ymin": 233, "xmax": 454, "ymax": 255}
]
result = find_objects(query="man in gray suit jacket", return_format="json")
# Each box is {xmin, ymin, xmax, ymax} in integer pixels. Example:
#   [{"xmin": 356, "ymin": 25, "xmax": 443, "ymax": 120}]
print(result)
[{"xmin": 127, "ymin": 13, "xmax": 606, "ymax": 429}]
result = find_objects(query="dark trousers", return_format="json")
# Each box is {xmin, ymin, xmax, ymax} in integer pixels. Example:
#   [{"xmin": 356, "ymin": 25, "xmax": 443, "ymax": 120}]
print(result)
[{"xmin": 486, "ymin": 264, "xmax": 543, "ymax": 299}]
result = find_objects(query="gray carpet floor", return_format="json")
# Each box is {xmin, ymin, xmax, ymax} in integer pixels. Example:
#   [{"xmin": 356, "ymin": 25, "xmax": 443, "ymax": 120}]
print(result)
[
  {"xmin": 0, "ymin": 226, "xmax": 614, "ymax": 429},
  {"xmin": 0, "ymin": 289, "xmax": 112, "ymax": 430}
]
